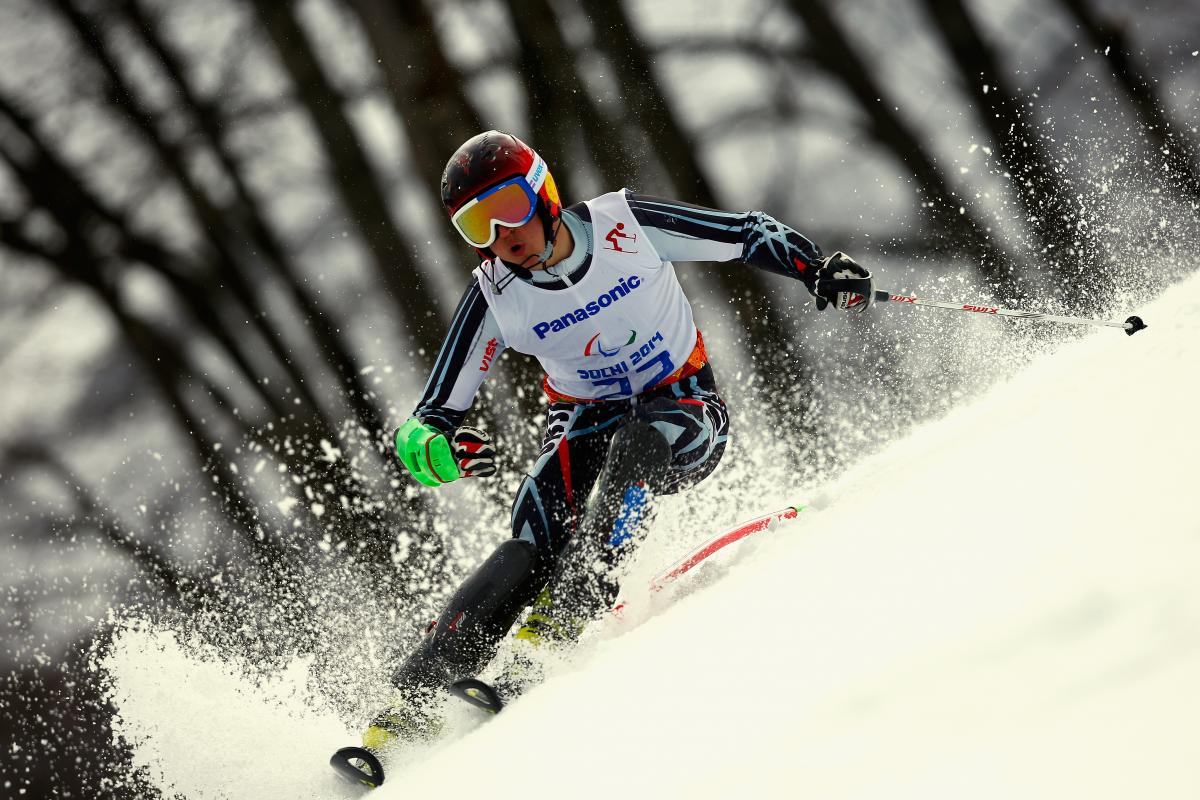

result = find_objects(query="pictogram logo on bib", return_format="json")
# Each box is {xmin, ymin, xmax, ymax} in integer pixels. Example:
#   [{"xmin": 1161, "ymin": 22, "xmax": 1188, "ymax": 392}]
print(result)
[{"xmin": 604, "ymin": 222, "xmax": 638, "ymax": 253}]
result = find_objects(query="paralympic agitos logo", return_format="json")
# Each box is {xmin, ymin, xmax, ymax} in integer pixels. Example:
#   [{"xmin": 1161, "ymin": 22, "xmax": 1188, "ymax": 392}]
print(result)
[
  {"xmin": 584, "ymin": 330, "xmax": 636, "ymax": 357},
  {"xmin": 531, "ymin": 275, "xmax": 643, "ymax": 339}
]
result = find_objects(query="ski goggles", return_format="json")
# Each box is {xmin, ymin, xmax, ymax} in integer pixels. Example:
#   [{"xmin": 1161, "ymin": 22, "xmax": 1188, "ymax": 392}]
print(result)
[{"xmin": 450, "ymin": 176, "xmax": 539, "ymax": 249}]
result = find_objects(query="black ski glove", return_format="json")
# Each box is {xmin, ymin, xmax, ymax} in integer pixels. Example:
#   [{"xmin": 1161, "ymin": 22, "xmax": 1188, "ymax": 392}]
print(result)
[
  {"xmin": 815, "ymin": 252, "xmax": 874, "ymax": 312},
  {"xmin": 453, "ymin": 425, "xmax": 498, "ymax": 478}
]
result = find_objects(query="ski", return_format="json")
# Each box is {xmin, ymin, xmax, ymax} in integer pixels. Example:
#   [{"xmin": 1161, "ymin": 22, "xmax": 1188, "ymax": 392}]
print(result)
[
  {"xmin": 649, "ymin": 505, "xmax": 802, "ymax": 591},
  {"xmin": 329, "ymin": 745, "xmax": 386, "ymax": 789},
  {"xmin": 449, "ymin": 677, "xmax": 506, "ymax": 714},
  {"xmin": 610, "ymin": 505, "xmax": 803, "ymax": 614}
]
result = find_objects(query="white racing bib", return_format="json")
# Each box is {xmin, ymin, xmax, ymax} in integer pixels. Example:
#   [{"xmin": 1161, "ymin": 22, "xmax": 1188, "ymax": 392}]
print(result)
[{"xmin": 475, "ymin": 190, "xmax": 697, "ymax": 401}]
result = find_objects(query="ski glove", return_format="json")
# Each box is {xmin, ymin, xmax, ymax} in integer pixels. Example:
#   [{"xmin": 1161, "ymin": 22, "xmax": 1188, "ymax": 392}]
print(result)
[
  {"xmin": 815, "ymin": 252, "xmax": 874, "ymax": 312},
  {"xmin": 453, "ymin": 425, "xmax": 498, "ymax": 478},
  {"xmin": 395, "ymin": 418, "xmax": 458, "ymax": 487},
  {"xmin": 394, "ymin": 418, "xmax": 497, "ymax": 487}
]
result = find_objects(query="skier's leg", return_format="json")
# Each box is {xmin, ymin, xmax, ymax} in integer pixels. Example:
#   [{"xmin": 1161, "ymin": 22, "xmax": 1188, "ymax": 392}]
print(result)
[
  {"xmin": 503, "ymin": 402, "xmax": 621, "ymax": 645},
  {"xmin": 364, "ymin": 538, "xmax": 541, "ymax": 748},
  {"xmin": 389, "ymin": 538, "xmax": 540, "ymax": 692},
  {"xmin": 509, "ymin": 403, "xmax": 620, "ymax": 574},
  {"xmin": 640, "ymin": 365, "xmax": 730, "ymax": 496},
  {"xmin": 535, "ymin": 365, "xmax": 731, "ymax": 635},
  {"xmin": 371, "ymin": 402, "xmax": 614, "ymax": 740},
  {"xmin": 541, "ymin": 419, "xmax": 672, "ymax": 623}
]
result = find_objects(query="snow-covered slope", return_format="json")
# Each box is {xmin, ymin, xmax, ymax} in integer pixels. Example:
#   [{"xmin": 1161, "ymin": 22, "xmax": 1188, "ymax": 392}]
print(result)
[{"xmin": 104, "ymin": 273, "xmax": 1200, "ymax": 800}]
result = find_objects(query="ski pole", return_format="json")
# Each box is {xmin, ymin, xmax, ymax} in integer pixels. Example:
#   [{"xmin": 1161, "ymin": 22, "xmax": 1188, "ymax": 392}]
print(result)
[{"xmin": 872, "ymin": 290, "xmax": 1147, "ymax": 335}]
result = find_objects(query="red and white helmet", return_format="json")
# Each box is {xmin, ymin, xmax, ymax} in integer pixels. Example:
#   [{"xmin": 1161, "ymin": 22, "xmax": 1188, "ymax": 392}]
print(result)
[{"xmin": 440, "ymin": 130, "xmax": 562, "ymax": 260}]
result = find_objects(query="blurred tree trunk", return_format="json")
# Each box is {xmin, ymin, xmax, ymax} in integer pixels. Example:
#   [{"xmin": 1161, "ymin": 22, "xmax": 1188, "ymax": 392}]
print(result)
[
  {"xmin": 504, "ymin": 0, "xmax": 633, "ymax": 194},
  {"xmin": 340, "ymin": 0, "xmax": 483, "ymax": 199},
  {"xmin": 0, "ymin": 94, "xmax": 404, "ymax": 571},
  {"xmin": 2, "ymin": 442, "xmax": 219, "ymax": 609},
  {"xmin": 52, "ymin": 0, "xmax": 337, "ymax": 424},
  {"xmin": 0, "ymin": 91, "xmax": 284, "ymax": 419},
  {"xmin": 119, "ymin": 0, "xmax": 388, "ymax": 436},
  {"xmin": 781, "ymin": 0, "xmax": 1023, "ymax": 300},
  {"xmin": 2, "ymin": 205, "xmax": 402, "ymax": 586},
  {"xmin": 0, "ymin": 212, "xmax": 274, "ymax": 558},
  {"xmin": 579, "ymin": 0, "xmax": 717, "ymax": 201},
  {"xmin": 341, "ymin": 0, "xmax": 546, "ymax": 427},
  {"xmin": 1055, "ymin": 0, "xmax": 1200, "ymax": 196},
  {"xmin": 108, "ymin": 0, "xmax": 448, "ymax": 568},
  {"xmin": 247, "ymin": 0, "xmax": 444, "ymax": 360},
  {"xmin": 83, "ymin": 0, "xmax": 445, "ymax": 562},
  {"xmin": 579, "ymin": 0, "xmax": 819, "ymax": 411},
  {"xmin": 918, "ymin": 0, "xmax": 1113, "ymax": 308}
]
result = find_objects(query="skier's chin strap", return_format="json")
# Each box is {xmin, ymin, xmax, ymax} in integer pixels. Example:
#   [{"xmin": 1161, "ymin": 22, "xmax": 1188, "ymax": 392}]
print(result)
[{"xmin": 486, "ymin": 214, "xmax": 562, "ymax": 295}]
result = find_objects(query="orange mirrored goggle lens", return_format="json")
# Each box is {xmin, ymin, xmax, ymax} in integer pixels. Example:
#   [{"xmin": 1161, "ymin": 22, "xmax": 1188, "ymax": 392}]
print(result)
[{"xmin": 451, "ymin": 178, "xmax": 538, "ymax": 248}]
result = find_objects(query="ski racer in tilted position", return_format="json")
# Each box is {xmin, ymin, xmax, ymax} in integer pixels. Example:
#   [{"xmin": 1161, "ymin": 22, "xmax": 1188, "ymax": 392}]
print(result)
[{"xmin": 365, "ymin": 130, "xmax": 874, "ymax": 752}]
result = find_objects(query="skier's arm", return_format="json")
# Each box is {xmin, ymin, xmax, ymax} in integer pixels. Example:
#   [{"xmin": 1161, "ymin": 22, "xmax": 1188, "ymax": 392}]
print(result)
[
  {"xmin": 397, "ymin": 282, "xmax": 503, "ymax": 486},
  {"xmin": 625, "ymin": 192, "xmax": 825, "ymax": 294},
  {"xmin": 412, "ymin": 282, "xmax": 504, "ymax": 434}
]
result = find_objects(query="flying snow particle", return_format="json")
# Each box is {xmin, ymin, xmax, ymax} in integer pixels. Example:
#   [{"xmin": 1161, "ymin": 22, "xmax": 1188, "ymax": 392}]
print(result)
[{"xmin": 318, "ymin": 440, "xmax": 343, "ymax": 462}]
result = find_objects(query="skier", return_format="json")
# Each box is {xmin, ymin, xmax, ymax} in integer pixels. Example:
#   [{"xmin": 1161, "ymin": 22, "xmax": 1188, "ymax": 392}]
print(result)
[{"xmin": 365, "ymin": 130, "xmax": 874, "ymax": 749}]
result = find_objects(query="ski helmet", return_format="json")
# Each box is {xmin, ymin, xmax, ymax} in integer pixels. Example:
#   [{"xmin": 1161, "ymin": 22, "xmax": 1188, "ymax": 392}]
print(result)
[{"xmin": 440, "ymin": 130, "xmax": 562, "ymax": 266}]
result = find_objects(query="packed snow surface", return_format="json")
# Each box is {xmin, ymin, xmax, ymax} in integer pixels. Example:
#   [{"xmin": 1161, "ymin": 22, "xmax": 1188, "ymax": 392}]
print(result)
[{"xmin": 105, "ymin": 273, "xmax": 1200, "ymax": 799}]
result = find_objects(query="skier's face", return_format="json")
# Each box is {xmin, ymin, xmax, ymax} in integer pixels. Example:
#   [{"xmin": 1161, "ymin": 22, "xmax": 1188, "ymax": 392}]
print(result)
[{"xmin": 491, "ymin": 216, "xmax": 547, "ymax": 269}]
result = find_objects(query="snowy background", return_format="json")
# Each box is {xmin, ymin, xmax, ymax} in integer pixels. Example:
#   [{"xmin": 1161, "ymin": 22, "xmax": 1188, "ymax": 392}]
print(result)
[{"xmin": 1, "ymin": 0, "xmax": 1197, "ymax": 797}]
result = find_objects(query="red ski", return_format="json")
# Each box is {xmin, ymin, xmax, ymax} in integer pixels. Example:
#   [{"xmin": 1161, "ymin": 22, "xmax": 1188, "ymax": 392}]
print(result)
[
  {"xmin": 611, "ymin": 505, "xmax": 804, "ymax": 615},
  {"xmin": 648, "ymin": 505, "xmax": 803, "ymax": 592}
]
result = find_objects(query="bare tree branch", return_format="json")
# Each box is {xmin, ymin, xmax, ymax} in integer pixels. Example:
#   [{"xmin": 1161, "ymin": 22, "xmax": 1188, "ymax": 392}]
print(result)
[{"xmin": 246, "ymin": 0, "xmax": 446, "ymax": 360}]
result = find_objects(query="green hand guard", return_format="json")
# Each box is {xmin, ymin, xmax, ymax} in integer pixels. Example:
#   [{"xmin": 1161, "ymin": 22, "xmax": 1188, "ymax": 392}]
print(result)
[{"xmin": 394, "ymin": 418, "xmax": 460, "ymax": 487}]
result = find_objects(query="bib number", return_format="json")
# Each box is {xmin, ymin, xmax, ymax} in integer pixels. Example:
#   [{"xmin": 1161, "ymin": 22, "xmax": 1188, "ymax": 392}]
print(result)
[
  {"xmin": 588, "ymin": 351, "xmax": 674, "ymax": 398},
  {"xmin": 580, "ymin": 330, "xmax": 675, "ymax": 399}
]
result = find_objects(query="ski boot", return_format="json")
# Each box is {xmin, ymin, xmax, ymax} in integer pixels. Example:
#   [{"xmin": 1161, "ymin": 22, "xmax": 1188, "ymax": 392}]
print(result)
[
  {"xmin": 494, "ymin": 581, "xmax": 596, "ymax": 699},
  {"xmin": 492, "ymin": 589, "xmax": 565, "ymax": 698},
  {"xmin": 360, "ymin": 691, "xmax": 443, "ymax": 751},
  {"xmin": 331, "ymin": 691, "xmax": 443, "ymax": 788}
]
